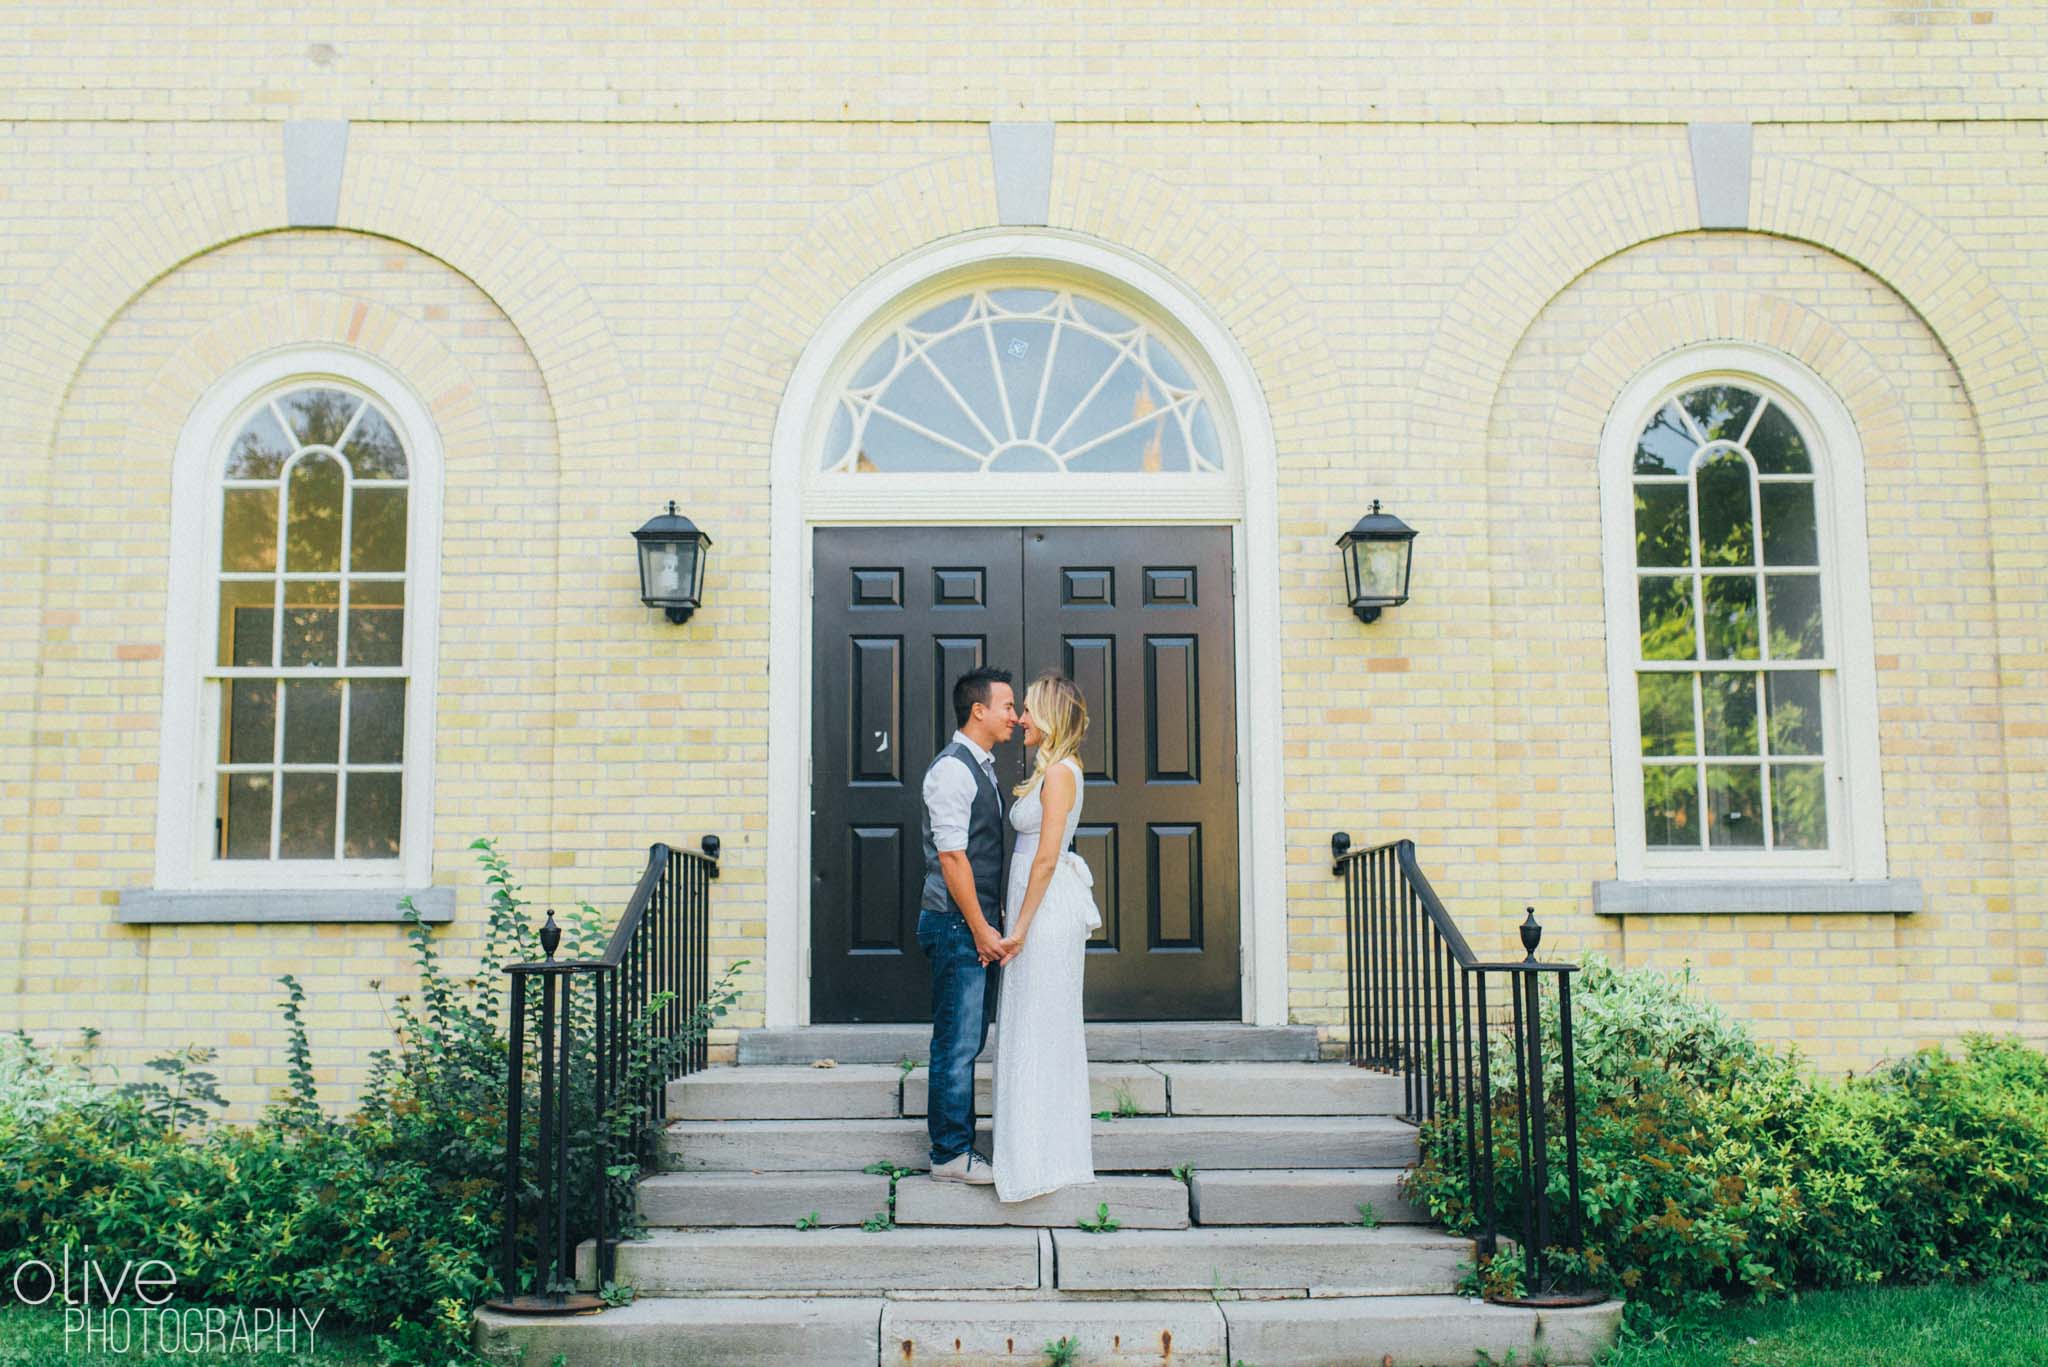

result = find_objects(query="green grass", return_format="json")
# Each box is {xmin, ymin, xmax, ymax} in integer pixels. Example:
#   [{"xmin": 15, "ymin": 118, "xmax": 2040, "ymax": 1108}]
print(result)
[
  {"xmin": 1604, "ymin": 1282, "xmax": 2048, "ymax": 1367},
  {"xmin": 0, "ymin": 1301, "xmax": 394, "ymax": 1365}
]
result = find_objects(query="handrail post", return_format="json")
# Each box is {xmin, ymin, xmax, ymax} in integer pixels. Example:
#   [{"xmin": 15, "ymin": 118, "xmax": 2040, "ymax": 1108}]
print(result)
[{"xmin": 501, "ymin": 972, "xmax": 526, "ymax": 1299}]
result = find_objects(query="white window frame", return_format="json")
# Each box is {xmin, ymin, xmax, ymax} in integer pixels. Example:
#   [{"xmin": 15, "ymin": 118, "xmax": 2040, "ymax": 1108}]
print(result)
[
  {"xmin": 154, "ymin": 345, "xmax": 443, "ymax": 892},
  {"xmin": 1599, "ymin": 343, "xmax": 1886, "ymax": 882}
]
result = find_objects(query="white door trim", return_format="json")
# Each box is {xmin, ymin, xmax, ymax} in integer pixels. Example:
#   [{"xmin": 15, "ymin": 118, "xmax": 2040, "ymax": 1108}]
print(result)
[{"xmin": 766, "ymin": 228, "xmax": 1287, "ymax": 1028}]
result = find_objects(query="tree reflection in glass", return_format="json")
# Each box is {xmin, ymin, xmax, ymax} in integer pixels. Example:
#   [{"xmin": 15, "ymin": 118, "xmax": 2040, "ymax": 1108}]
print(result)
[
  {"xmin": 1629, "ymin": 381, "xmax": 1829, "ymax": 856},
  {"xmin": 214, "ymin": 385, "xmax": 410, "ymax": 862}
]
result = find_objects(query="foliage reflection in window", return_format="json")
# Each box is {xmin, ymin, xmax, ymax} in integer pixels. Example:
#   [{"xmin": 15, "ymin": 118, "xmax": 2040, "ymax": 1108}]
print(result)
[
  {"xmin": 214, "ymin": 385, "xmax": 409, "ymax": 862},
  {"xmin": 1631, "ymin": 383, "xmax": 1828, "ymax": 854}
]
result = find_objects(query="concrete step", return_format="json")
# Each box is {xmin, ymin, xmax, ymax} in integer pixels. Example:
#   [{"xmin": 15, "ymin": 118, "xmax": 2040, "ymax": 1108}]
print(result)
[
  {"xmin": 661, "ymin": 1118, "xmax": 928, "ymax": 1172},
  {"xmin": 1084, "ymin": 1115, "xmax": 1419, "ymax": 1170},
  {"xmin": 1189, "ymin": 1168, "xmax": 1428, "ymax": 1225},
  {"xmin": 668, "ymin": 1063, "xmax": 904, "ymax": 1119},
  {"xmin": 1049, "ymin": 1225, "xmax": 1470, "ymax": 1294},
  {"xmin": 1156, "ymin": 1061, "xmax": 1407, "ymax": 1115},
  {"xmin": 636, "ymin": 1171, "xmax": 894, "ymax": 1227},
  {"xmin": 901, "ymin": 1063, "xmax": 1167, "ymax": 1117},
  {"xmin": 884, "ymin": 1299, "xmax": 1227, "ymax": 1366},
  {"xmin": 737, "ymin": 1021, "xmax": 1320, "ymax": 1065},
  {"xmin": 605, "ymin": 1227, "xmax": 1042, "ymax": 1294},
  {"xmin": 1221, "ymin": 1294, "xmax": 1625, "ymax": 1367},
  {"xmin": 663, "ymin": 1113, "xmax": 1416, "ymax": 1173},
  {"xmin": 476, "ymin": 1293, "xmax": 1625, "ymax": 1367},
  {"xmin": 893, "ymin": 1174, "xmax": 1189, "ymax": 1228},
  {"xmin": 474, "ymin": 1296, "xmax": 884, "ymax": 1367}
]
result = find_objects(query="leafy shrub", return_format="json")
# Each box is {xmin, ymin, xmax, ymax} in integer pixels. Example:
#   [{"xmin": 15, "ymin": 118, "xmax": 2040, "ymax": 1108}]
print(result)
[
  {"xmin": 1403, "ymin": 955, "xmax": 2048, "ymax": 1332},
  {"xmin": 0, "ymin": 837, "xmax": 744, "ymax": 1363}
]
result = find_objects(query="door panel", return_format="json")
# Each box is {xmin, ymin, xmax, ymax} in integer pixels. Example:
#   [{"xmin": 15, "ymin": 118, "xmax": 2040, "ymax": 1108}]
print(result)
[
  {"xmin": 812, "ymin": 525, "xmax": 1239, "ymax": 1022},
  {"xmin": 1024, "ymin": 527, "xmax": 1240, "ymax": 1020},
  {"xmin": 811, "ymin": 528, "xmax": 1025, "ymax": 1022}
]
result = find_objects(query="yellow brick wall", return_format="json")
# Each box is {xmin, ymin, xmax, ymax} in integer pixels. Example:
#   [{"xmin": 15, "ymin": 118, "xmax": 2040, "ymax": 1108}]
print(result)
[{"xmin": 1, "ymin": 4, "xmax": 2044, "ymax": 1116}]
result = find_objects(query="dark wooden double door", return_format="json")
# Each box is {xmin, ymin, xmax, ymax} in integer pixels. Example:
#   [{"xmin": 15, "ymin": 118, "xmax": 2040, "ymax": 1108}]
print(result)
[{"xmin": 811, "ymin": 526, "xmax": 1240, "ymax": 1022}]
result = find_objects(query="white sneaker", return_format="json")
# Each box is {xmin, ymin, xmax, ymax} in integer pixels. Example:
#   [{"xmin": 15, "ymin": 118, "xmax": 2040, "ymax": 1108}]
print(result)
[{"xmin": 930, "ymin": 1151, "xmax": 997, "ymax": 1185}]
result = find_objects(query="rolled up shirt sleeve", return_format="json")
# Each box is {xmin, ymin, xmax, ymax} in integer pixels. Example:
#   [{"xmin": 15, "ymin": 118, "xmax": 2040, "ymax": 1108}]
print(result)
[{"xmin": 922, "ymin": 755, "xmax": 976, "ymax": 854}]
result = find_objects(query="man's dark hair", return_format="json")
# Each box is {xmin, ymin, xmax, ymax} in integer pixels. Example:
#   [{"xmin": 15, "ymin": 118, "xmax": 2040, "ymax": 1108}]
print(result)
[{"xmin": 952, "ymin": 665, "xmax": 1014, "ymax": 729}]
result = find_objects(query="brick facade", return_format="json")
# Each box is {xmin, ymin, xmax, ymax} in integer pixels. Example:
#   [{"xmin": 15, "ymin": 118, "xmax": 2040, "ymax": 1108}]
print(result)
[{"xmin": 2, "ymin": 5, "xmax": 2043, "ymax": 1115}]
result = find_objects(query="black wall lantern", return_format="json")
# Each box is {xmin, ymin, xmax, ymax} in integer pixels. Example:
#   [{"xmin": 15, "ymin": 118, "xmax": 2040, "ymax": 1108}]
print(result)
[
  {"xmin": 1336, "ymin": 500, "xmax": 1417, "ymax": 624},
  {"xmin": 633, "ymin": 501, "xmax": 713, "ymax": 624}
]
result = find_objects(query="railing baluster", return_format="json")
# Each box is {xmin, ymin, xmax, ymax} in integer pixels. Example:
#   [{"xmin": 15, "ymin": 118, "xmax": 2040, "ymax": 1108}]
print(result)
[{"xmin": 489, "ymin": 839, "xmax": 722, "ymax": 1313}]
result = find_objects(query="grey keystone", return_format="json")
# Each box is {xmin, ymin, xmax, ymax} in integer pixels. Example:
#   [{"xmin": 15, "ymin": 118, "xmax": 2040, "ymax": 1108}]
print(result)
[
  {"xmin": 613, "ymin": 1227, "xmax": 1040, "ymax": 1293},
  {"xmin": 473, "ymin": 1296, "xmax": 883, "ymax": 1367},
  {"xmin": 895, "ymin": 1174, "xmax": 1188, "ymax": 1228},
  {"xmin": 1189, "ymin": 1168, "xmax": 1426, "ymax": 1225},
  {"xmin": 637, "ymin": 1171, "xmax": 892, "ymax": 1227},
  {"xmin": 668, "ymin": 1063, "xmax": 903, "ymax": 1119},
  {"xmin": 1050, "ymin": 1226, "xmax": 1468, "ymax": 1293},
  {"xmin": 1156, "ymin": 1062, "xmax": 1406, "ymax": 1115},
  {"xmin": 884, "ymin": 1297, "xmax": 1226, "ymax": 1366}
]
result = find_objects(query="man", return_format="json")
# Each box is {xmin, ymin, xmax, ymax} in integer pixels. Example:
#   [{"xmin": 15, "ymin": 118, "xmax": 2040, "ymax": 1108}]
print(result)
[{"xmin": 916, "ymin": 664, "xmax": 1017, "ymax": 1184}]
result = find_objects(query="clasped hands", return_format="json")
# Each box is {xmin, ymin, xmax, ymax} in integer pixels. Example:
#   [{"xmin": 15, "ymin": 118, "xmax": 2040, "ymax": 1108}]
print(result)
[{"xmin": 973, "ymin": 923, "xmax": 1024, "ymax": 967}]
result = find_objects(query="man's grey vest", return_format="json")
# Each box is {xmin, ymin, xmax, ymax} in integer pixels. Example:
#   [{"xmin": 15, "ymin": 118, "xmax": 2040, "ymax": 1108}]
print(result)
[{"xmin": 920, "ymin": 741, "xmax": 1005, "ymax": 921}]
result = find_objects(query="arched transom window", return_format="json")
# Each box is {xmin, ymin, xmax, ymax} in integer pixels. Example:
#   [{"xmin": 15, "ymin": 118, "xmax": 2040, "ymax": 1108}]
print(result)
[
  {"xmin": 213, "ymin": 384, "xmax": 414, "ymax": 863},
  {"xmin": 1627, "ymin": 381, "xmax": 1834, "ymax": 858},
  {"xmin": 822, "ymin": 287, "xmax": 1226, "ymax": 476}
]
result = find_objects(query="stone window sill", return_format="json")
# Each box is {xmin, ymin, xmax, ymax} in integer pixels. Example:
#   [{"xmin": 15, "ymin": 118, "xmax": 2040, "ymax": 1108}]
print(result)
[
  {"xmin": 1593, "ymin": 878, "xmax": 1921, "ymax": 917},
  {"xmin": 116, "ymin": 887, "xmax": 454, "ymax": 925}
]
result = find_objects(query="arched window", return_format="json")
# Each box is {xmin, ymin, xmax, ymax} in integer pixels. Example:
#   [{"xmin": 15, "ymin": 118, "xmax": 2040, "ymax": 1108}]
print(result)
[
  {"xmin": 155, "ymin": 349, "xmax": 442, "ymax": 894},
  {"xmin": 1601, "ymin": 346, "xmax": 1884, "ymax": 880},
  {"xmin": 821, "ymin": 286, "xmax": 1226, "ymax": 476}
]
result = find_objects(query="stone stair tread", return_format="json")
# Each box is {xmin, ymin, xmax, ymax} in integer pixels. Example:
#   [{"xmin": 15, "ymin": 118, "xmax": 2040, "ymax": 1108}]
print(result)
[
  {"xmin": 668, "ymin": 1064, "xmax": 905, "ymax": 1119},
  {"xmin": 662, "ymin": 1113, "xmax": 1418, "ymax": 1172},
  {"xmin": 474, "ymin": 1296, "xmax": 884, "ymax": 1367},
  {"xmin": 636, "ymin": 1170, "xmax": 893, "ymax": 1226},
  {"xmin": 1189, "ymin": 1167, "xmax": 1429, "ymax": 1224},
  {"xmin": 893, "ymin": 1174, "xmax": 1188, "ymax": 1228},
  {"xmin": 902, "ymin": 1062, "xmax": 1169, "ymax": 1116},
  {"xmin": 883, "ymin": 1298, "xmax": 1225, "ymax": 1364},
  {"xmin": 608, "ymin": 1226, "xmax": 1042, "ymax": 1293},
  {"xmin": 1152, "ymin": 1061, "xmax": 1408, "ymax": 1114},
  {"xmin": 738, "ymin": 1022, "xmax": 1319, "ymax": 1065},
  {"xmin": 1222, "ymin": 1294, "xmax": 1624, "ymax": 1367},
  {"xmin": 1048, "ymin": 1225, "xmax": 1470, "ymax": 1295},
  {"xmin": 476, "ymin": 1292, "xmax": 1623, "ymax": 1367},
  {"xmin": 662, "ymin": 1117, "xmax": 928, "ymax": 1171}
]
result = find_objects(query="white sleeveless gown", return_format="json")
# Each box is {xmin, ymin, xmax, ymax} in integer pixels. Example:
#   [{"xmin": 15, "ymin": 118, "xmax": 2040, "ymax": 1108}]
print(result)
[{"xmin": 993, "ymin": 755, "xmax": 1099, "ymax": 1203}]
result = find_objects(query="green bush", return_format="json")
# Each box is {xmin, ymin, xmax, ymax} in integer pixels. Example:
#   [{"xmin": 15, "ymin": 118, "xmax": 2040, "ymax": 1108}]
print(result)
[
  {"xmin": 1401, "ymin": 955, "xmax": 2048, "ymax": 1331},
  {"xmin": 0, "ymin": 838, "xmax": 744, "ymax": 1363}
]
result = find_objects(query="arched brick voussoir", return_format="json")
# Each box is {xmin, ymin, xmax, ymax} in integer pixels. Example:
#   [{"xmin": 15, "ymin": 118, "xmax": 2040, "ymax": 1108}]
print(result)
[
  {"xmin": 0, "ymin": 148, "xmax": 635, "ymax": 475},
  {"xmin": 692, "ymin": 149, "xmax": 1348, "ymax": 470}
]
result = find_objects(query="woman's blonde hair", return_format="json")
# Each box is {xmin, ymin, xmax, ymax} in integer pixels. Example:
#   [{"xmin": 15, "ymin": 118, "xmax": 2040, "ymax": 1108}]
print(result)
[{"xmin": 1014, "ymin": 670, "xmax": 1088, "ymax": 798}]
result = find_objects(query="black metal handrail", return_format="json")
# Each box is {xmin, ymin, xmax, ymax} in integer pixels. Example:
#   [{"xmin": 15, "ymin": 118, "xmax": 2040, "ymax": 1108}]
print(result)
[
  {"xmin": 490, "ymin": 836, "xmax": 720, "ymax": 1313},
  {"xmin": 1332, "ymin": 833, "xmax": 1588, "ymax": 1303}
]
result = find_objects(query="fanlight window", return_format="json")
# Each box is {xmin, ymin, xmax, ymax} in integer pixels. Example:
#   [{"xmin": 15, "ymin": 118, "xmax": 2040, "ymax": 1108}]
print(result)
[
  {"xmin": 822, "ymin": 288, "xmax": 1226, "ymax": 475},
  {"xmin": 1630, "ymin": 383, "xmax": 1831, "ymax": 854},
  {"xmin": 213, "ymin": 385, "xmax": 412, "ymax": 862}
]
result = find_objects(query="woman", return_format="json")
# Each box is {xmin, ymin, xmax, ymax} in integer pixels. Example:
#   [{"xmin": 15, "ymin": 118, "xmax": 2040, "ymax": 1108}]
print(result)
[{"xmin": 992, "ymin": 670, "xmax": 1100, "ymax": 1204}]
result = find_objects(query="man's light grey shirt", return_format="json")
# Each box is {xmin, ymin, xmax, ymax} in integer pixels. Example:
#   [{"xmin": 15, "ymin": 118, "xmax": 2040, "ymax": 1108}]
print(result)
[{"xmin": 923, "ymin": 730, "xmax": 999, "ymax": 854}]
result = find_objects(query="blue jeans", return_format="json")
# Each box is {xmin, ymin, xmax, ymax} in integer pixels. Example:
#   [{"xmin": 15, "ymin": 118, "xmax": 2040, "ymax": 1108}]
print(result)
[{"xmin": 917, "ymin": 908, "xmax": 992, "ymax": 1166}]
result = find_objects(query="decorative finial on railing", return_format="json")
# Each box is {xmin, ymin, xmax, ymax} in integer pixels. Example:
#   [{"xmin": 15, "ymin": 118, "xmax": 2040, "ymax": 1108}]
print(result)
[
  {"xmin": 539, "ymin": 909, "xmax": 562, "ymax": 962},
  {"xmin": 701, "ymin": 834, "xmax": 721, "ymax": 877},
  {"xmin": 1519, "ymin": 906, "xmax": 1542, "ymax": 962},
  {"xmin": 1330, "ymin": 832, "xmax": 1351, "ymax": 872}
]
